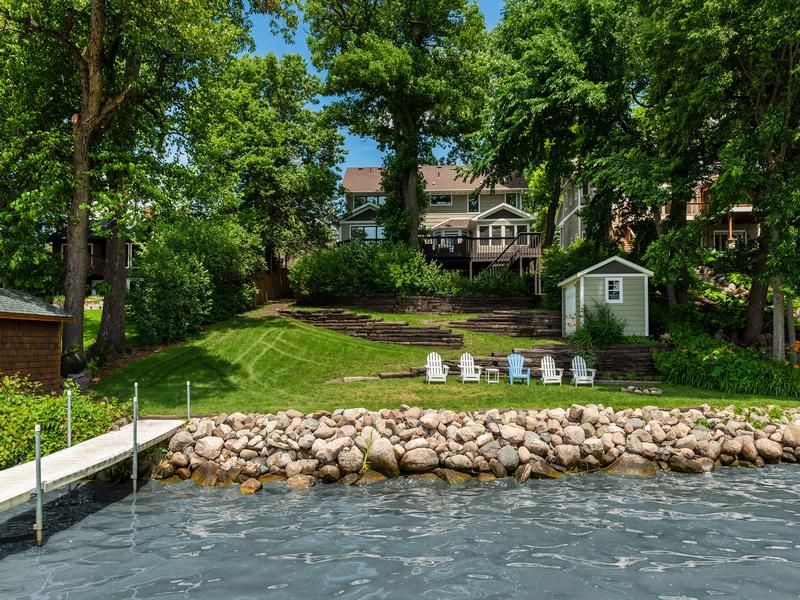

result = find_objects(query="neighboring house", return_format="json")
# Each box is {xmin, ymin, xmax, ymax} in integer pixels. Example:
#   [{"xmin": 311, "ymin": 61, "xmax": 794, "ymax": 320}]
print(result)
[
  {"xmin": 660, "ymin": 185, "xmax": 759, "ymax": 251},
  {"xmin": 556, "ymin": 178, "xmax": 588, "ymax": 248},
  {"xmin": 558, "ymin": 177, "xmax": 758, "ymax": 251},
  {"xmin": 0, "ymin": 287, "xmax": 73, "ymax": 392},
  {"xmin": 558, "ymin": 256, "xmax": 653, "ymax": 338},
  {"xmin": 50, "ymin": 229, "xmax": 136, "ymax": 294},
  {"xmin": 339, "ymin": 166, "xmax": 540, "ymax": 279}
]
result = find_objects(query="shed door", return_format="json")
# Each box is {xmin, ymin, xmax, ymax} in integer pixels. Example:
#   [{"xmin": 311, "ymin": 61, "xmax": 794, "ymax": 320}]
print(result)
[{"xmin": 565, "ymin": 284, "xmax": 577, "ymax": 335}]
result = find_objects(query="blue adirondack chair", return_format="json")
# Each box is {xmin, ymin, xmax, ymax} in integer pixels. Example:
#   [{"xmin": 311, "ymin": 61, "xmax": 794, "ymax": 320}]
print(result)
[{"xmin": 507, "ymin": 353, "xmax": 531, "ymax": 385}]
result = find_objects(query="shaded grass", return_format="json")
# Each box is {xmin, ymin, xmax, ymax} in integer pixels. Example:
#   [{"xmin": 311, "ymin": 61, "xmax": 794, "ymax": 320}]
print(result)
[
  {"xmin": 83, "ymin": 308, "xmax": 140, "ymax": 350},
  {"xmin": 94, "ymin": 307, "xmax": 797, "ymax": 416}
]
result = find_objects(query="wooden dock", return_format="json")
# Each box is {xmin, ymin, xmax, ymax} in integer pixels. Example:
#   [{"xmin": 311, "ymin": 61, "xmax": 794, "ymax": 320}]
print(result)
[{"xmin": 0, "ymin": 419, "xmax": 184, "ymax": 513}]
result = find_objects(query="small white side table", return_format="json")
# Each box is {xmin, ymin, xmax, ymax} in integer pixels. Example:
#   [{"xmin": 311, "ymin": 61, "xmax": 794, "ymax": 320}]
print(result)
[{"xmin": 485, "ymin": 368, "xmax": 500, "ymax": 384}]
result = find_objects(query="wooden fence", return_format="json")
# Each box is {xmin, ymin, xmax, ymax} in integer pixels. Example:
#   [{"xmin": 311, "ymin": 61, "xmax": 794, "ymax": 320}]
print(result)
[{"xmin": 254, "ymin": 269, "xmax": 292, "ymax": 305}]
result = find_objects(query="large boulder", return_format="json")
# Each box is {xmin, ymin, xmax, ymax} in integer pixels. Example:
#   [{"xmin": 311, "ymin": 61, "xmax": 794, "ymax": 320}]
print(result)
[
  {"xmin": 338, "ymin": 446, "xmax": 365, "ymax": 474},
  {"xmin": 400, "ymin": 448, "xmax": 439, "ymax": 472},
  {"xmin": 497, "ymin": 445, "xmax": 520, "ymax": 471},
  {"xmin": 285, "ymin": 459, "xmax": 319, "ymax": 478},
  {"xmin": 605, "ymin": 453, "xmax": 658, "ymax": 477},
  {"xmin": 668, "ymin": 455, "xmax": 705, "ymax": 474},
  {"xmin": 554, "ymin": 445, "xmax": 580, "ymax": 469},
  {"xmin": 562, "ymin": 425, "xmax": 586, "ymax": 446},
  {"xmin": 782, "ymin": 423, "xmax": 800, "ymax": 448},
  {"xmin": 191, "ymin": 461, "xmax": 226, "ymax": 486},
  {"xmin": 368, "ymin": 437, "xmax": 400, "ymax": 478},
  {"xmin": 755, "ymin": 438, "xmax": 783, "ymax": 463},
  {"xmin": 168, "ymin": 430, "xmax": 194, "ymax": 453},
  {"xmin": 735, "ymin": 435, "xmax": 759, "ymax": 462},
  {"xmin": 528, "ymin": 456, "xmax": 563, "ymax": 479},
  {"xmin": 195, "ymin": 436, "xmax": 224, "ymax": 460}
]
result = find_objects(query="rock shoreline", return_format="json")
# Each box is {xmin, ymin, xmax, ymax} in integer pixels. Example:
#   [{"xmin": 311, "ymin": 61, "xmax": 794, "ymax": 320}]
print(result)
[{"xmin": 152, "ymin": 404, "xmax": 800, "ymax": 491}]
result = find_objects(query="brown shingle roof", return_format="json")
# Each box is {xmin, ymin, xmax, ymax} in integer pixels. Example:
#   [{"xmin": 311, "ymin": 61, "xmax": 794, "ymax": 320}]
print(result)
[{"xmin": 342, "ymin": 166, "xmax": 527, "ymax": 194}]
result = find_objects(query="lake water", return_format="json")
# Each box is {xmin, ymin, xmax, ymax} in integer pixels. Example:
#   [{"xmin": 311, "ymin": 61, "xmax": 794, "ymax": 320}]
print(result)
[{"xmin": 1, "ymin": 467, "xmax": 800, "ymax": 599}]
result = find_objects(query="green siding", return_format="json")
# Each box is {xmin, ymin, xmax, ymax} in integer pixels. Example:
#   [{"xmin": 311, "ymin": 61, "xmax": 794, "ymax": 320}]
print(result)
[{"xmin": 580, "ymin": 275, "xmax": 647, "ymax": 336}]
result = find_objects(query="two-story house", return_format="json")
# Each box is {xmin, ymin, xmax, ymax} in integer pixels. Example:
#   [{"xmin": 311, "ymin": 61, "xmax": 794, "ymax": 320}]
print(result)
[
  {"xmin": 50, "ymin": 228, "xmax": 136, "ymax": 294},
  {"xmin": 339, "ymin": 165, "xmax": 541, "ymax": 280},
  {"xmin": 557, "ymin": 177, "xmax": 758, "ymax": 251}
]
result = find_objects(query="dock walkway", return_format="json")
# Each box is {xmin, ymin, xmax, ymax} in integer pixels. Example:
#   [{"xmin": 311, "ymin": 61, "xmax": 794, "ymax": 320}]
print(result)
[{"xmin": 0, "ymin": 419, "xmax": 184, "ymax": 513}]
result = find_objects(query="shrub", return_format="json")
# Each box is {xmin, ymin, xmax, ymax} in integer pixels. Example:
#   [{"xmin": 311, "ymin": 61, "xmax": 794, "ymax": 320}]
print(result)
[
  {"xmin": 129, "ymin": 245, "xmax": 212, "ymax": 345},
  {"xmin": 130, "ymin": 215, "xmax": 264, "ymax": 344},
  {"xmin": 653, "ymin": 334, "xmax": 800, "ymax": 398},
  {"xmin": 289, "ymin": 242, "xmax": 529, "ymax": 299},
  {"xmin": 0, "ymin": 376, "xmax": 129, "ymax": 469},
  {"xmin": 570, "ymin": 302, "xmax": 627, "ymax": 347},
  {"xmin": 540, "ymin": 240, "xmax": 608, "ymax": 309}
]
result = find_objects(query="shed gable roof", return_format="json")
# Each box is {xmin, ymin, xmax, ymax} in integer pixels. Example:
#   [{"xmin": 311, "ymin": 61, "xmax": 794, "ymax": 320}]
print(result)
[
  {"xmin": 0, "ymin": 288, "xmax": 73, "ymax": 321},
  {"xmin": 558, "ymin": 256, "xmax": 653, "ymax": 287}
]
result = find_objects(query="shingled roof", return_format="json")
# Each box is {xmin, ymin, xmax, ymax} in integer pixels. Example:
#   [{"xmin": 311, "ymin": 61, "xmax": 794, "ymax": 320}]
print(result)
[
  {"xmin": 0, "ymin": 288, "xmax": 73, "ymax": 322},
  {"xmin": 342, "ymin": 166, "xmax": 528, "ymax": 194}
]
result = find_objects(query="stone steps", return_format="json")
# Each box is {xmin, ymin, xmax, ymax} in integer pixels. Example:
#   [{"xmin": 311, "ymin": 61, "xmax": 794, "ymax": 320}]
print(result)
[
  {"xmin": 279, "ymin": 309, "xmax": 464, "ymax": 348},
  {"xmin": 450, "ymin": 310, "xmax": 561, "ymax": 338}
]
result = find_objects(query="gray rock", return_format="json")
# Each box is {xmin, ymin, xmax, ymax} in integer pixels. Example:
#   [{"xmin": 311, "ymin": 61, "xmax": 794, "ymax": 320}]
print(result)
[
  {"xmin": 368, "ymin": 437, "xmax": 400, "ymax": 478},
  {"xmin": 405, "ymin": 438, "xmax": 428, "ymax": 451},
  {"xmin": 338, "ymin": 446, "xmax": 365, "ymax": 474},
  {"xmin": 604, "ymin": 453, "xmax": 657, "ymax": 476},
  {"xmin": 675, "ymin": 434, "xmax": 697, "ymax": 450},
  {"xmin": 285, "ymin": 459, "xmax": 318, "ymax": 478},
  {"xmin": 562, "ymin": 425, "xmax": 585, "ymax": 446},
  {"xmin": 444, "ymin": 454, "xmax": 473, "ymax": 471},
  {"xmin": 194, "ymin": 436, "xmax": 224, "ymax": 460},
  {"xmin": 499, "ymin": 424, "xmax": 526, "ymax": 445},
  {"xmin": 168, "ymin": 430, "xmax": 194, "ymax": 453},
  {"xmin": 400, "ymin": 448, "xmax": 439, "ymax": 472},
  {"xmin": 755, "ymin": 438, "xmax": 782, "ymax": 462},
  {"xmin": 497, "ymin": 445, "xmax": 520, "ymax": 471},
  {"xmin": 554, "ymin": 445, "xmax": 580, "ymax": 468},
  {"xmin": 782, "ymin": 423, "xmax": 800, "ymax": 448}
]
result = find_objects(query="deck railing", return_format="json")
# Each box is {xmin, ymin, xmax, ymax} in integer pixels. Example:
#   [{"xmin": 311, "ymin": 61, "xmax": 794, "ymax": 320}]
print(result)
[{"xmin": 339, "ymin": 233, "xmax": 542, "ymax": 261}]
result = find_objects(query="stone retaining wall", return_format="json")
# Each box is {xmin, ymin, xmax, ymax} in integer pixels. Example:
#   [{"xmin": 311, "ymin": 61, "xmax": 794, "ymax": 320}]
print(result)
[
  {"xmin": 153, "ymin": 404, "xmax": 800, "ymax": 492},
  {"xmin": 297, "ymin": 294, "xmax": 538, "ymax": 314}
]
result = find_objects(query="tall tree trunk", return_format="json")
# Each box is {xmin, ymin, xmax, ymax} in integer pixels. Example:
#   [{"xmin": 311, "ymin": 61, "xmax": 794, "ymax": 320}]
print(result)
[
  {"xmin": 542, "ymin": 181, "xmax": 560, "ymax": 248},
  {"xmin": 786, "ymin": 293, "xmax": 797, "ymax": 364},
  {"xmin": 742, "ymin": 233, "xmax": 770, "ymax": 345},
  {"xmin": 90, "ymin": 215, "xmax": 130, "ymax": 363},
  {"xmin": 62, "ymin": 133, "xmax": 92, "ymax": 358},
  {"xmin": 772, "ymin": 276, "xmax": 785, "ymax": 361},
  {"xmin": 402, "ymin": 164, "xmax": 419, "ymax": 245}
]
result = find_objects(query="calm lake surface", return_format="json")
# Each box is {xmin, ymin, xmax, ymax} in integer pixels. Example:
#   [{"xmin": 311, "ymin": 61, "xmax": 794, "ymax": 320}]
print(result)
[{"xmin": 1, "ymin": 467, "xmax": 800, "ymax": 599}]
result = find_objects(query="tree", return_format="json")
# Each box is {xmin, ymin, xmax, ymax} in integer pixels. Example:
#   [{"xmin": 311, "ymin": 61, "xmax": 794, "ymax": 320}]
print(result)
[
  {"xmin": 0, "ymin": 0, "xmax": 249, "ymax": 362},
  {"xmin": 304, "ymin": 0, "xmax": 487, "ymax": 244},
  {"xmin": 471, "ymin": 0, "xmax": 630, "ymax": 248},
  {"xmin": 183, "ymin": 53, "xmax": 343, "ymax": 263},
  {"xmin": 635, "ymin": 0, "xmax": 800, "ymax": 355}
]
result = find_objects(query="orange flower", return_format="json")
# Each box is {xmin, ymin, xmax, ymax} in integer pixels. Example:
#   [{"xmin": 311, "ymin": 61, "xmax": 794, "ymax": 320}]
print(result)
[{"xmin": 794, "ymin": 364, "xmax": 799, "ymax": 369}]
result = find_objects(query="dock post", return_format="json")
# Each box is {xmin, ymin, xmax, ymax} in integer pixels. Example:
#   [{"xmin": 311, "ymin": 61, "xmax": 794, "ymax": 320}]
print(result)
[
  {"xmin": 34, "ymin": 424, "xmax": 43, "ymax": 546},
  {"xmin": 132, "ymin": 384, "xmax": 139, "ymax": 494},
  {"xmin": 66, "ymin": 389, "xmax": 72, "ymax": 449},
  {"xmin": 186, "ymin": 381, "xmax": 191, "ymax": 421},
  {"xmin": 66, "ymin": 389, "xmax": 73, "ymax": 495}
]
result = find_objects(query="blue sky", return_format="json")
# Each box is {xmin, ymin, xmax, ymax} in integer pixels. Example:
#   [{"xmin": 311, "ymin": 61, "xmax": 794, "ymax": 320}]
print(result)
[{"xmin": 250, "ymin": 2, "xmax": 503, "ymax": 173}]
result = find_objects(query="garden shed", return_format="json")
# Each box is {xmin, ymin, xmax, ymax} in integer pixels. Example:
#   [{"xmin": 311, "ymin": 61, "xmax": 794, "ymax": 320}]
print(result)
[
  {"xmin": 0, "ymin": 288, "xmax": 73, "ymax": 392},
  {"xmin": 558, "ymin": 256, "xmax": 653, "ymax": 338}
]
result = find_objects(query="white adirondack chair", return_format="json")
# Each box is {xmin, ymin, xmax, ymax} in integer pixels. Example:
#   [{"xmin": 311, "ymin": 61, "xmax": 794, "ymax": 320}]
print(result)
[
  {"xmin": 540, "ymin": 355, "xmax": 563, "ymax": 385},
  {"xmin": 570, "ymin": 355, "xmax": 597, "ymax": 387},
  {"xmin": 458, "ymin": 353, "xmax": 482, "ymax": 383},
  {"xmin": 425, "ymin": 352, "xmax": 449, "ymax": 384}
]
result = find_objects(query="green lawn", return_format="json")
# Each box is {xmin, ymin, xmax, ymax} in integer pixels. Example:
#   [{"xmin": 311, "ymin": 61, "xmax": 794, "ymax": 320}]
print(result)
[
  {"xmin": 94, "ymin": 306, "xmax": 797, "ymax": 416},
  {"xmin": 83, "ymin": 308, "xmax": 140, "ymax": 350}
]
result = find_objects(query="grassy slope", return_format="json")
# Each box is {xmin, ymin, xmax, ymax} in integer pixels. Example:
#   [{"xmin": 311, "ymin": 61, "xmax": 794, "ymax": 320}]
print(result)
[
  {"xmin": 94, "ymin": 306, "xmax": 795, "ymax": 416},
  {"xmin": 83, "ymin": 307, "xmax": 140, "ymax": 350}
]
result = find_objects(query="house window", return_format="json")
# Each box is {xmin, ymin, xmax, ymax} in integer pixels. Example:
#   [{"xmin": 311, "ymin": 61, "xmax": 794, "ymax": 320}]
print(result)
[
  {"xmin": 479, "ymin": 225, "xmax": 490, "ymax": 246},
  {"xmin": 505, "ymin": 193, "xmax": 521, "ymax": 209},
  {"xmin": 491, "ymin": 225, "xmax": 503, "ymax": 246},
  {"xmin": 352, "ymin": 195, "xmax": 386, "ymax": 210},
  {"xmin": 429, "ymin": 194, "xmax": 452, "ymax": 206},
  {"xmin": 350, "ymin": 225, "xmax": 385, "ymax": 241},
  {"xmin": 468, "ymin": 193, "xmax": 480, "ymax": 213},
  {"xmin": 605, "ymin": 278, "xmax": 623, "ymax": 303},
  {"xmin": 713, "ymin": 230, "xmax": 747, "ymax": 251}
]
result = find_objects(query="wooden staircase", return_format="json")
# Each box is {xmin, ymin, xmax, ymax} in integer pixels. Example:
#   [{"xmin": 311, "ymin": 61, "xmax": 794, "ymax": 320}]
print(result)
[
  {"xmin": 279, "ymin": 309, "xmax": 464, "ymax": 348},
  {"xmin": 450, "ymin": 310, "xmax": 561, "ymax": 338}
]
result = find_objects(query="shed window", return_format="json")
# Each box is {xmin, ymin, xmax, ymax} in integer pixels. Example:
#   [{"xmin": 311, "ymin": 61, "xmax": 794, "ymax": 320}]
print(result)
[{"xmin": 605, "ymin": 278, "xmax": 623, "ymax": 303}]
